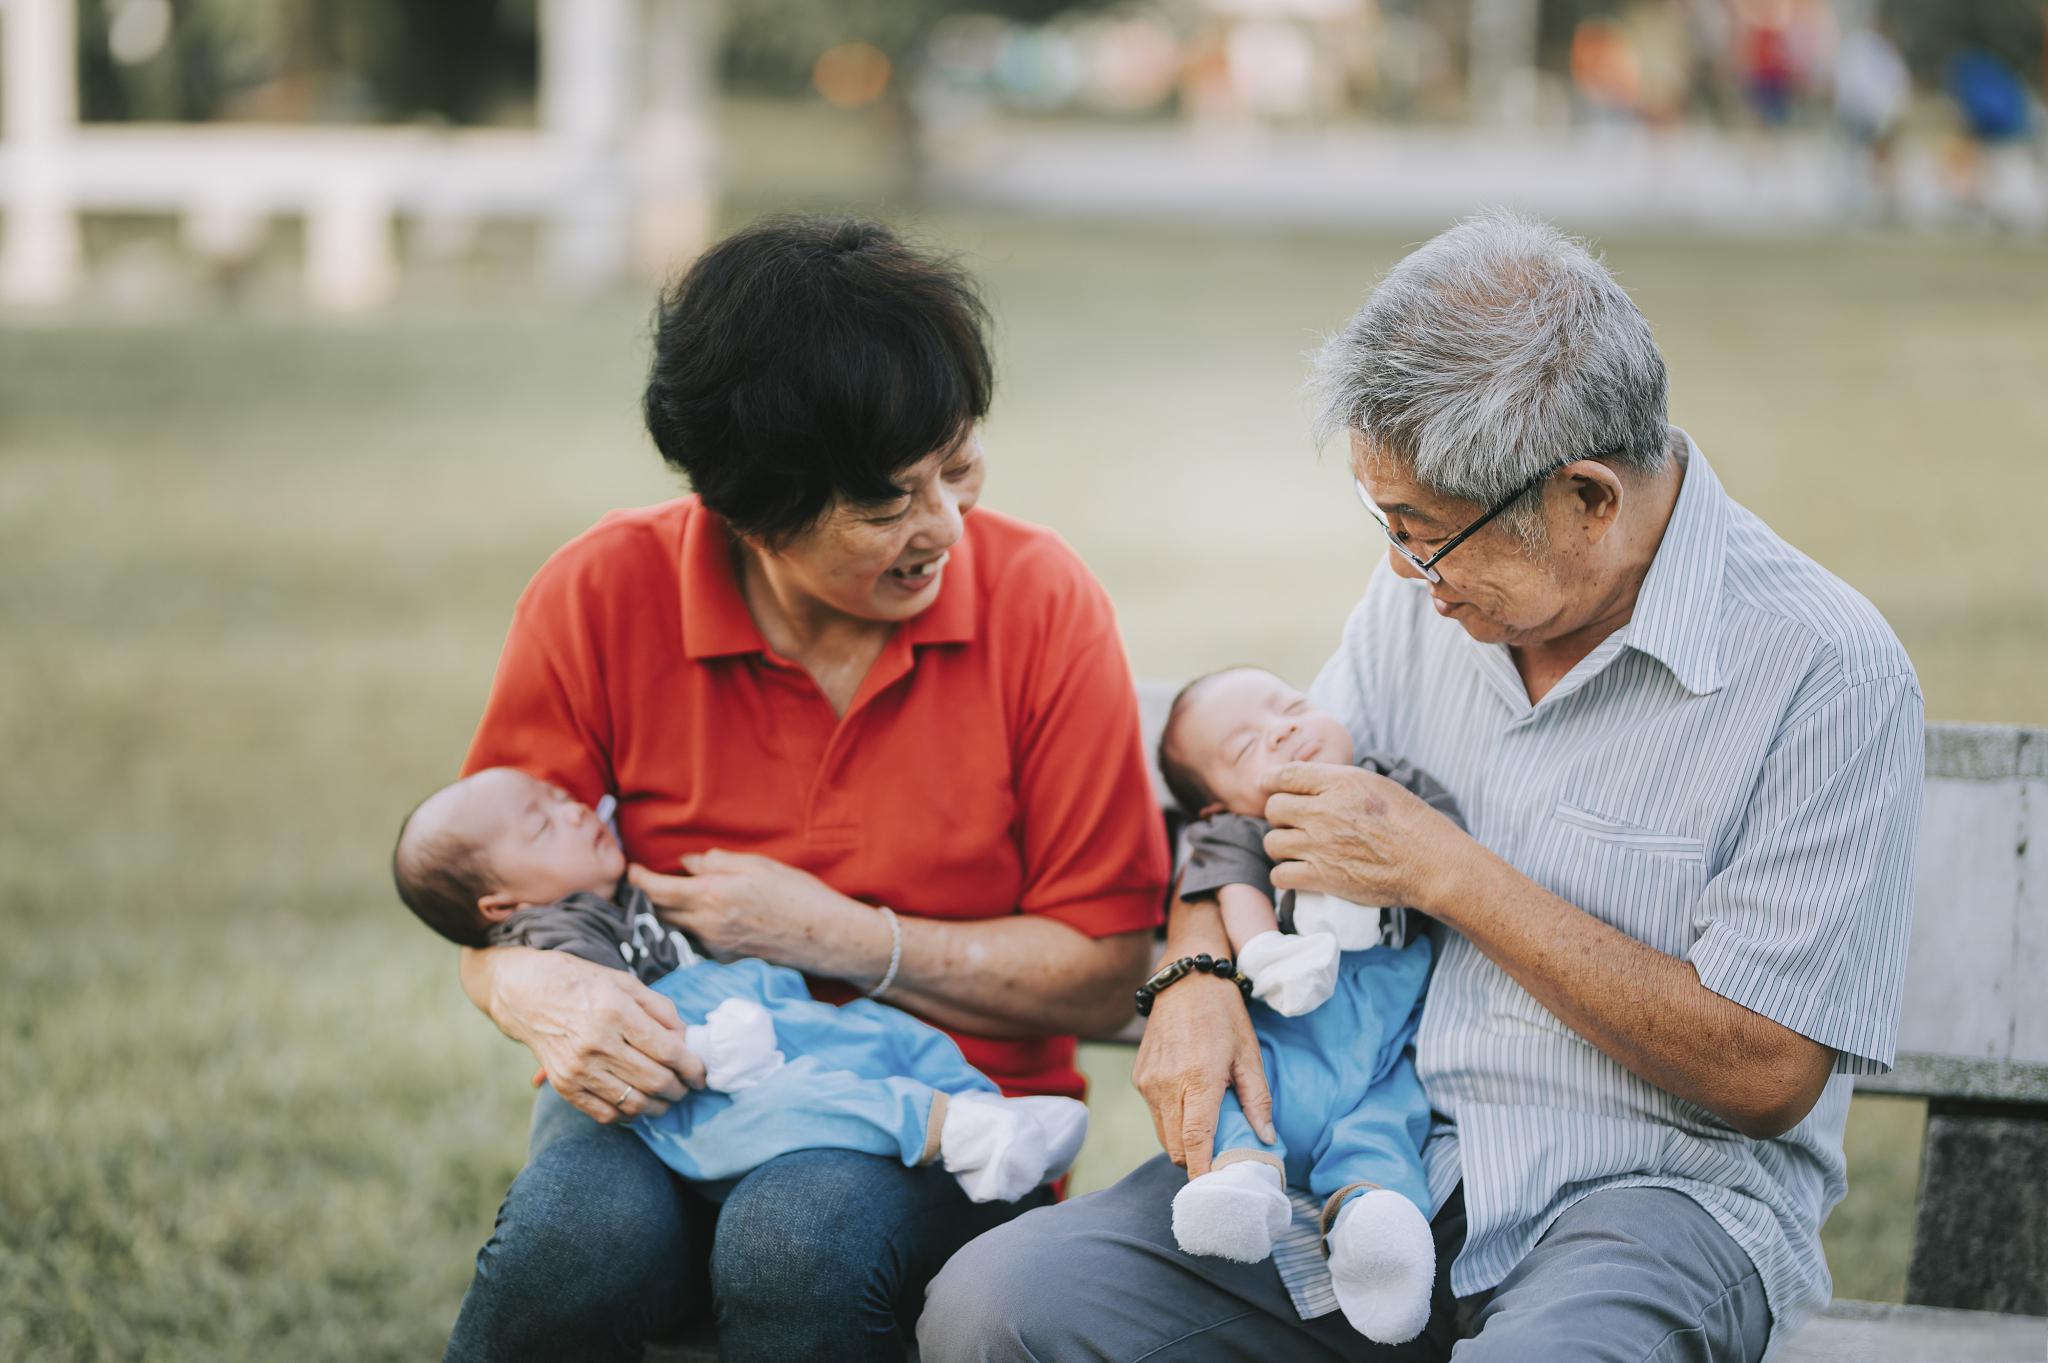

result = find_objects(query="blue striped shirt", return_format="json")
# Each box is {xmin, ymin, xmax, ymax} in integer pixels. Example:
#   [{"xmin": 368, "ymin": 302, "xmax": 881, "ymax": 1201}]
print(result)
[{"xmin": 1269, "ymin": 434, "xmax": 1923, "ymax": 1342}]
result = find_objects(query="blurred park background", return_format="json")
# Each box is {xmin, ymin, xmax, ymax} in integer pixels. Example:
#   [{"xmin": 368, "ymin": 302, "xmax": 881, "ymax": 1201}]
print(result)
[{"xmin": 4, "ymin": 0, "xmax": 2047, "ymax": 1358}]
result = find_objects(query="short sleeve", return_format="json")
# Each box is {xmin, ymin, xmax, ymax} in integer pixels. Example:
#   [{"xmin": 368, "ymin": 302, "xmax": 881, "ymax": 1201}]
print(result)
[
  {"xmin": 1687, "ymin": 671, "xmax": 1923, "ymax": 1074},
  {"xmin": 1177, "ymin": 813, "xmax": 1276, "ymax": 902},
  {"xmin": 1011, "ymin": 588, "xmax": 1170, "ymax": 938},
  {"xmin": 462, "ymin": 556, "xmax": 616, "ymax": 804}
]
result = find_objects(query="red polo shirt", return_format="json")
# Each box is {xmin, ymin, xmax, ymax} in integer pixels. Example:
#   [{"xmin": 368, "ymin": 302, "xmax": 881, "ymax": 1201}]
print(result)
[{"xmin": 463, "ymin": 496, "xmax": 1168, "ymax": 1099}]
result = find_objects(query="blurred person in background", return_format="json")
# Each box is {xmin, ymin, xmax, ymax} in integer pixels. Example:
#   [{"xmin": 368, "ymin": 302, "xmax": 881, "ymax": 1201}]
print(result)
[
  {"xmin": 442, "ymin": 216, "xmax": 1167, "ymax": 1363},
  {"xmin": 1832, "ymin": 20, "xmax": 1912, "ymax": 219},
  {"xmin": 1945, "ymin": 45, "xmax": 2041, "ymax": 225}
]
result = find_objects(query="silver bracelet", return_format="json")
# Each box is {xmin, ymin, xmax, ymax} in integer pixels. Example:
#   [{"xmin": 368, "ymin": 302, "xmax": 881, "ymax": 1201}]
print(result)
[{"xmin": 867, "ymin": 905, "xmax": 903, "ymax": 999}]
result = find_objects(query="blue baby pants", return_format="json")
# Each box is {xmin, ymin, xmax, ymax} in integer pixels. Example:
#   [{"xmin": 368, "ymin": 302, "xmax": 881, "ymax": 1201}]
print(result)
[
  {"xmin": 1214, "ymin": 934, "xmax": 1433, "ymax": 1212},
  {"xmin": 630, "ymin": 957, "xmax": 1001, "ymax": 1183}
]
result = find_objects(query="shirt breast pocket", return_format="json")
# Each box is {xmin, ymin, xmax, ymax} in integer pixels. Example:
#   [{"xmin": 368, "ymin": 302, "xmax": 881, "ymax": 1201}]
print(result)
[{"xmin": 1495, "ymin": 801, "xmax": 1710, "ymax": 1036}]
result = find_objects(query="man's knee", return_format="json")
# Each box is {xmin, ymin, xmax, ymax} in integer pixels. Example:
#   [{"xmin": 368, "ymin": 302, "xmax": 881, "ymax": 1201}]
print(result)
[
  {"xmin": 1458, "ymin": 1190, "xmax": 1770, "ymax": 1363},
  {"xmin": 919, "ymin": 1214, "xmax": 1066, "ymax": 1363}
]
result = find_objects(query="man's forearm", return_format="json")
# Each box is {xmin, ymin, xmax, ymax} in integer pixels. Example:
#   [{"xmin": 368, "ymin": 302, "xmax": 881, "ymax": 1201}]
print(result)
[
  {"xmin": 1162, "ymin": 892, "xmax": 1233, "ymax": 962},
  {"xmin": 1429, "ymin": 846, "xmax": 1832, "ymax": 1139}
]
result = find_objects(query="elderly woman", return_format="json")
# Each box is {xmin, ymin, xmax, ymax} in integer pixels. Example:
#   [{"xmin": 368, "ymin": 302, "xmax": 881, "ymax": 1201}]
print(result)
[
  {"xmin": 443, "ymin": 217, "xmax": 1168, "ymax": 1362},
  {"xmin": 922, "ymin": 211, "xmax": 1921, "ymax": 1362}
]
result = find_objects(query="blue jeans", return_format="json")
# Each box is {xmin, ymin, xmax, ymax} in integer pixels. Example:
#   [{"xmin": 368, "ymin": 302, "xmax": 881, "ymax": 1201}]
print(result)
[{"xmin": 446, "ymin": 1088, "xmax": 1052, "ymax": 1363}]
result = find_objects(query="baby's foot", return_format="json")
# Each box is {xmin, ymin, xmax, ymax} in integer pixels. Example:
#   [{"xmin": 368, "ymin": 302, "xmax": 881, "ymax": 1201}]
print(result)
[
  {"xmin": 1288, "ymin": 891, "xmax": 1387, "ymax": 951},
  {"xmin": 1238, "ymin": 929, "xmax": 1341, "ymax": 1016},
  {"xmin": 1327, "ymin": 1189, "xmax": 1435, "ymax": 1344},
  {"xmin": 1003, "ymin": 1095, "xmax": 1090, "ymax": 1181},
  {"xmin": 683, "ymin": 998, "xmax": 784, "ymax": 1092},
  {"xmin": 1170, "ymin": 1159, "xmax": 1292, "ymax": 1263},
  {"xmin": 941, "ymin": 1092, "xmax": 1051, "ymax": 1203}
]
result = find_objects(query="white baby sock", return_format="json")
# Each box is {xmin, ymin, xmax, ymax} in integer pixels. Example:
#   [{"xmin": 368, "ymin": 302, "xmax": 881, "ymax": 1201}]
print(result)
[
  {"xmin": 683, "ymin": 998, "xmax": 785, "ymax": 1092},
  {"xmin": 941, "ymin": 1092, "xmax": 1051, "ymax": 1203},
  {"xmin": 1237, "ymin": 929, "xmax": 1341, "ymax": 1016},
  {"xmin": 1326, "ymin": 1189, "xmax": 1435, "ymax": 1345},
  {"xmin": 1289, "ymin": 891, "xmax": 1386, "ymax": 951},
  {"xmin": 1170, "ymin": 1159, "xmax": 1293, "ymax": 1263},
  {"xmin": 1001, "ymin": 1095, "xmax": 1090, "ymax": 1181}
]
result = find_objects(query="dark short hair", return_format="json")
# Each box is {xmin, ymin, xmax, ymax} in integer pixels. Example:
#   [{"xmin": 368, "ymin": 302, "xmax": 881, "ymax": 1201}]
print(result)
[
  {"xmin": 1156, "ymin": 669, "xmax": 1252, "ymax": 815},
  {"xmin": 391, "ymin": 803, "xmax": 492, "ymax": 948},
  {"xmin": 643, "ymin": 215, "xmax": 995, "ymax": 546}
]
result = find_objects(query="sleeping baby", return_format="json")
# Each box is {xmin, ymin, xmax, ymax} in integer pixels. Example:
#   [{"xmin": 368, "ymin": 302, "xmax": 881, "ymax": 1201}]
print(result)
[
  {"xmin": 391, "ymin": 767, "xmax": 1086, "ymax": 1204},
  {"xmin": 1154, "ymin": 666, "xmax": 1463, "ymax": 1344}
]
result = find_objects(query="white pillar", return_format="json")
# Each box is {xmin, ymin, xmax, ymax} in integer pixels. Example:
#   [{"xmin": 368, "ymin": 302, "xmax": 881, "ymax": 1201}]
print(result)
[
  {"xmin": 632, "ymin": 0, "xmax": 721, "ymax": 281},
  {"xmin": 1467, "ymin": 0, "xmax": 1541, "ymax": 128},
  {"xmin": 2, "ymin": 0, "xmax": 85, "ymax": 306},
  {"xmin": 540, "ymin": 0, "xmax": 635, "ymax": 291},
  {"xmin": 304, "ymin": 175, "xmax": 398, "ymax": 312}
]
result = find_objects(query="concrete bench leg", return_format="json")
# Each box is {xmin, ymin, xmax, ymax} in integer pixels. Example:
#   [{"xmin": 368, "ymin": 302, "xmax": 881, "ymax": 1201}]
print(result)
[{"xmin": 1907, "ymin": 1102, "xmax": 2048, "ymax": 1315}]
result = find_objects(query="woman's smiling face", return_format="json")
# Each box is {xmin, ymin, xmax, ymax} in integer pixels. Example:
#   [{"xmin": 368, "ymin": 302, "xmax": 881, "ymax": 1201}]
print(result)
[{"xmin": 765, "ymin": 432, "xmax": 987, "ymax": 624}]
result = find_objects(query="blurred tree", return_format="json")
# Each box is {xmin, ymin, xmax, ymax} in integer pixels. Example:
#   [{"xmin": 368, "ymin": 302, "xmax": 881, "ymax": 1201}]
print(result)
[
  {"xmin": 75, "ymin": 0, "xmax": 540, "ymax": 125},
  {"xmin": 1883, "ymin": 0, "xmax": 2043, "ymax": 85},
  {"xmin": 723, "ymin": 0, "xmax": 1107, "ymax": 190}
]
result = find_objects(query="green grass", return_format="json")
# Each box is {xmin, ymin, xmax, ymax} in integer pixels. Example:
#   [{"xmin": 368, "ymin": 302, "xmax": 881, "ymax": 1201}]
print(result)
[{"xmin": 5, "ymin": 201, "xmax": 2045, "ymax": 1358}]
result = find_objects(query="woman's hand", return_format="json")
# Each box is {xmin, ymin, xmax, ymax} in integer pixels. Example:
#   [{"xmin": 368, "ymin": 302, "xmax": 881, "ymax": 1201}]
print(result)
[
  {"xmin": 476, "ymin": 946, "xmax": 706, "ymax": 1125},
  {"xmin": 629, "ymin": 851, "xmax": 871, "ymax": 973},
  {"xmin": 1132, "ymin": 971, "xmax": 1278, "ymax": 1179},
  {"xmin": 1260, "ymin": 762, "xmax": 1470, "ymax": 912}
]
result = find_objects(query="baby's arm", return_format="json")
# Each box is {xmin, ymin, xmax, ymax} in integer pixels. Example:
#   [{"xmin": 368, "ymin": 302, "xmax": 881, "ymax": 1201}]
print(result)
[{"xmin": 1216, "ymin": 883, "xmax": 1280, "ymax": 960}]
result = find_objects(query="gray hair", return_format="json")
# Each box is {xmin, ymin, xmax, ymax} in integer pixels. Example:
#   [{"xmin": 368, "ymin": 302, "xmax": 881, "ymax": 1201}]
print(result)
[{"xmin": 1310, "ymin": 210, "xmax": 1670, "ymax": 541}]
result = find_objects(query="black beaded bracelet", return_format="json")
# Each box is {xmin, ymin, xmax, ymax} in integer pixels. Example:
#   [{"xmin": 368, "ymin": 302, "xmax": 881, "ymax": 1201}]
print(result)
[{"xmin": 1133, "ymin": 952, "xmax": 1255, "ymax": 1017}]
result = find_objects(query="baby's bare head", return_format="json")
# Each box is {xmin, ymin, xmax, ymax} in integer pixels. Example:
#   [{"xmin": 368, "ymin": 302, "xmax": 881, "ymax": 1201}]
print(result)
[
  {"xmin": 392, "ymin": 768, "xmax": 625, "ymax": 946},
  {"xmin": 1158, "ymin": 668, "xmax": 1355, "ymax": 819}
]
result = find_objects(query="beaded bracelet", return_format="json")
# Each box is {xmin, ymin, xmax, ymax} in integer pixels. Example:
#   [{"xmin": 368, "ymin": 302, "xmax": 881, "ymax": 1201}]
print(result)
[{"xmin": 1133, "ymin": 953, "xmax": 1254, "ymax": 1017}]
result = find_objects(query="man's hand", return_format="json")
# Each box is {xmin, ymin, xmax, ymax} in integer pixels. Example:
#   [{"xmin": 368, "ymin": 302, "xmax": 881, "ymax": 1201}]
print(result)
[
  {"xmin": 1132, "ymin": 971, "xmax": 1278, "ymax": 1178},
  {"xmin": 1260, "ymin": 761, "xmax": 1470, "ymax": 911},
  {"xmin": 629, "ymin": 851, "xmax": 861, "ymax": 969},
  {"xmin": 484, "ymin": 947, "xmax": 705, "ymax": 1124}
]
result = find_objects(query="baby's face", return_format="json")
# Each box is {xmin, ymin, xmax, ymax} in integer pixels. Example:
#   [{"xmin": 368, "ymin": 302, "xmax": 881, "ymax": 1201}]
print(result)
[
  {"xmin": 1167, "ymin": 669, "xmax": 1355, "ymax": 819},
  {"xmin": 453, "ymin": 768, "xmax": 626, "ymax": 908}
]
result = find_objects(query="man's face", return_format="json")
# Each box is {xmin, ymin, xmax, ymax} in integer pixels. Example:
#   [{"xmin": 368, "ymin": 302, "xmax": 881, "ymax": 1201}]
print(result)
[
  {"xmin": 454, "ymin": 768, "xmax": 626, "ymax": 908},
  {"xmin": 1351, "ymin": 432, "xmax": 1577, "ymax": 648},
  {"xmin": 1166, "ymin": 669, "xmax": 1356, "ymax": 819}
]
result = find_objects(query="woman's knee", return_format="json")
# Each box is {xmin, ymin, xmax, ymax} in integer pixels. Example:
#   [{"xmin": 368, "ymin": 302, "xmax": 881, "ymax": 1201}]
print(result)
[
  {"xmin": 709, "ymin": 1150, "xmax": 904, "ymax": 1318},
  {"xmin": 451, "ymin": 1118, "xmax": 699, "ymax": 1356}
]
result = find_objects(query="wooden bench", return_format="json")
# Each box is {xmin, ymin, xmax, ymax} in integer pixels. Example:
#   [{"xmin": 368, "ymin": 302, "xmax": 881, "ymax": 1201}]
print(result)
[{"xmin": 654, "ymin": 702, "xmax": 2048, "ymax": 1362}]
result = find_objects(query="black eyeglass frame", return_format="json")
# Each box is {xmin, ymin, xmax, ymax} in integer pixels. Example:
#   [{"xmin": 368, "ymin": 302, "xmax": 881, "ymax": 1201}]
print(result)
[{"xmin": 1354, "ymin": 453, "xmax": 1607, "ymax": 584}]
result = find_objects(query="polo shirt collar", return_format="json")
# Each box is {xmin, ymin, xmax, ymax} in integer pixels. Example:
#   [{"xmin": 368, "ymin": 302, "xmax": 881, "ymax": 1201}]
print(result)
[
  {"xmin": 679, "ymin": 501, "xmax": 979, "ymax": 659},
  {"xmin": 1622, "ymin": 428, "xmax": 1728, "ymax": 697}
]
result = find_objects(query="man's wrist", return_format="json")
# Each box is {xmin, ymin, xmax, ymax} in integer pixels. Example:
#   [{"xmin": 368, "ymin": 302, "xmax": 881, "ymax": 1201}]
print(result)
[{"xmin": 1417, "ymin": 835, "xmax": 1504, "ymax": 931}]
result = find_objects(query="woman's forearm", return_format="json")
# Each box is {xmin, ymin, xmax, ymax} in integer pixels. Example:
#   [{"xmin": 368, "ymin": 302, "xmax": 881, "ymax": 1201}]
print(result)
[
  {"xmin": 458, "ymin": 944, "xmax": 514, "ymax": 1033},
  {"xmin": 852, "ymin": 914, "xmax": 1154, "ymax": 1040}
]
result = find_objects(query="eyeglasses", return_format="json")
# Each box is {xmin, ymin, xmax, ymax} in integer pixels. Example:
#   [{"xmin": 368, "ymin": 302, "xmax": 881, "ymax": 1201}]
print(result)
[{"xmin": 1354, "ymin": 456, "xmax": 1585, "ymax": 584}]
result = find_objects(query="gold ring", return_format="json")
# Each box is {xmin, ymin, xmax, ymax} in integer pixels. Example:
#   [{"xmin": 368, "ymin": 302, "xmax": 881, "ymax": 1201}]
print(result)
[{"xmin": 616, "ymin": 1085, "xmax": 635, "ymax": 1107}]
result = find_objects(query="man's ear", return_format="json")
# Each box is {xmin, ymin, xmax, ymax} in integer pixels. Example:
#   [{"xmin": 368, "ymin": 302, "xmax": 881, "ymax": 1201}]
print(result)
[
  {"xmin": 476, "ymin": 891, "xmax": 525, "ymax": 922},
  {"xmin": 1565, "ymin": 459, "xmax": 1625, "ymax": 543}
]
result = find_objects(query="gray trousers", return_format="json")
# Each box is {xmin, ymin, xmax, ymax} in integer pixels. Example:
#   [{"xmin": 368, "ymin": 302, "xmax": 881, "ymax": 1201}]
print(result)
[{"xmin": 918, "ymin": 1154, "xmax": 1771, "ymax": 1363}]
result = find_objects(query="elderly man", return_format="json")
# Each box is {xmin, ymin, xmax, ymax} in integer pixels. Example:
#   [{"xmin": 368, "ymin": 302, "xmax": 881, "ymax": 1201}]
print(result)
[{"xmin": 919, "ymin": 211, "xmax": 1923, "ymax": 1362}]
